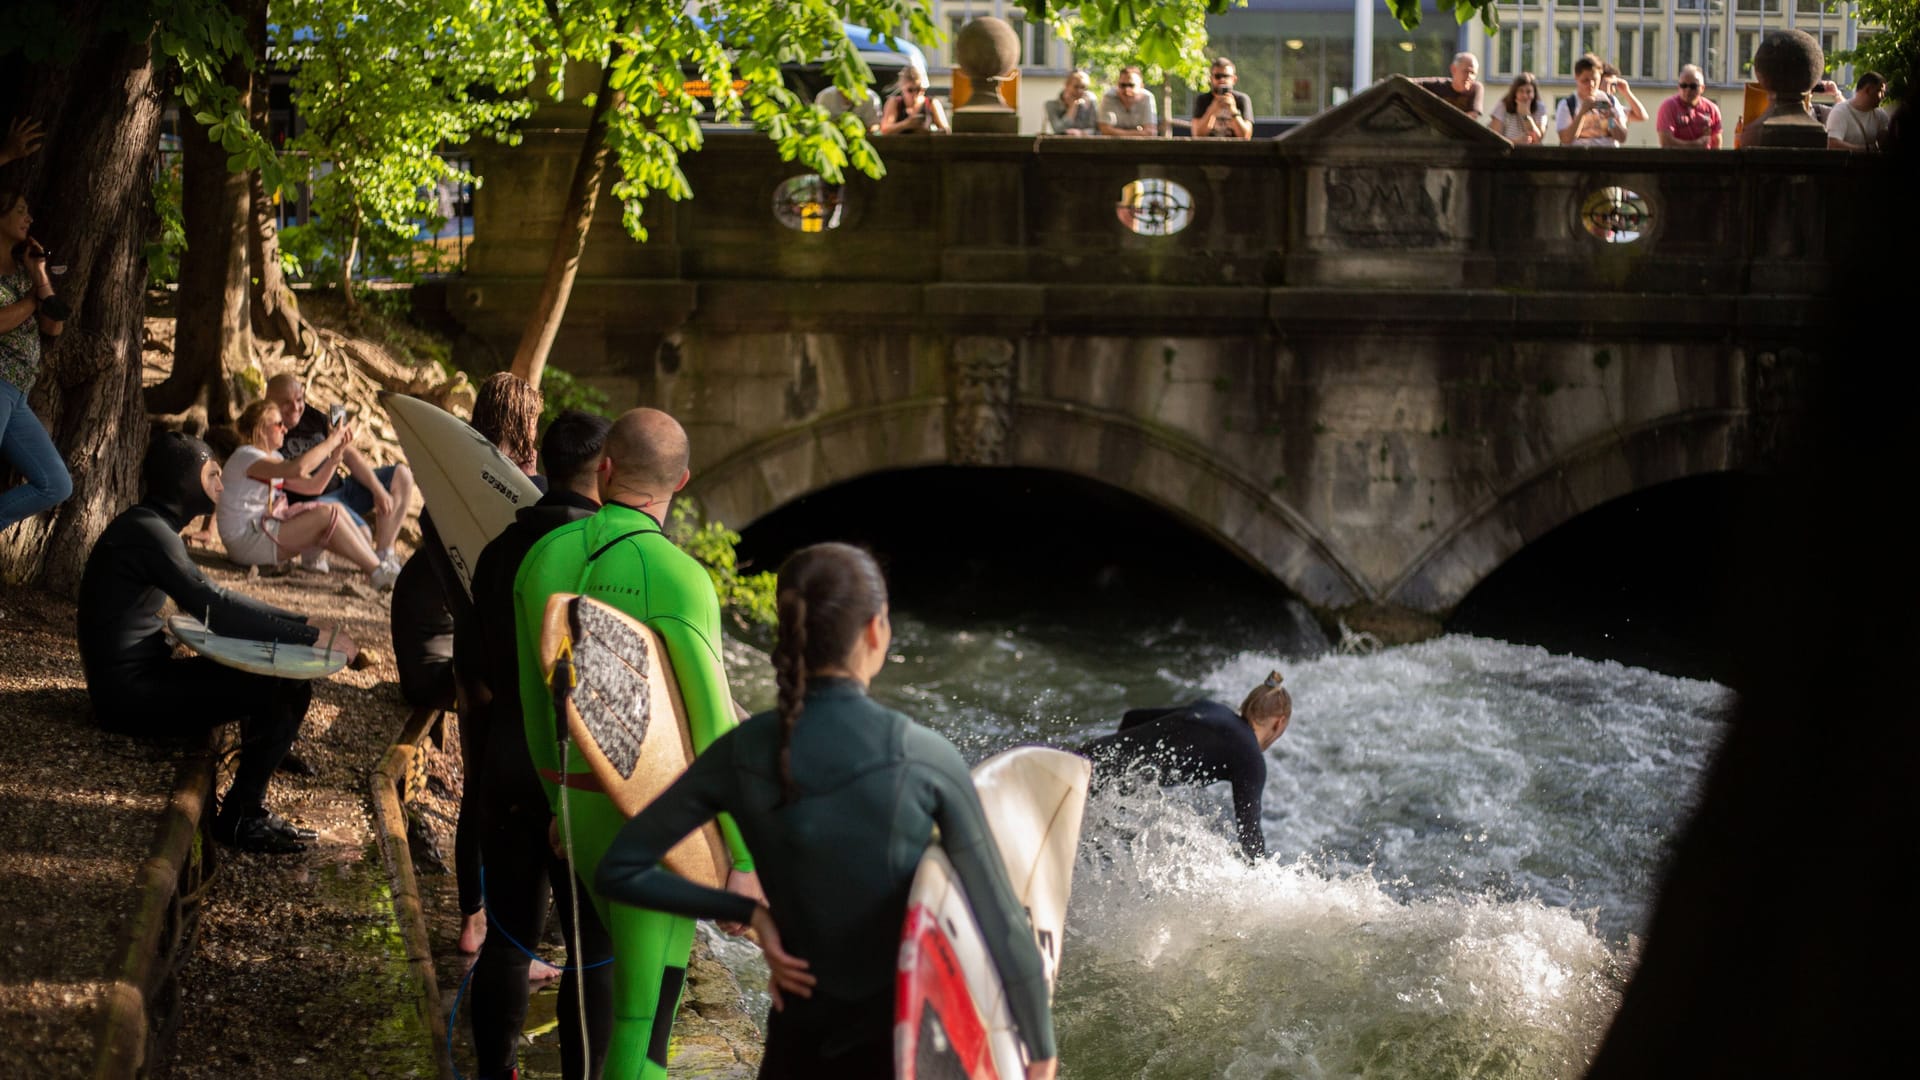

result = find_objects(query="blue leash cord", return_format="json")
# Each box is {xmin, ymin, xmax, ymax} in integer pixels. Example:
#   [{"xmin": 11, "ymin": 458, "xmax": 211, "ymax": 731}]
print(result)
[{"xmin": 445, "ymin": 865, "xmax": 615, "ymax": 1080}]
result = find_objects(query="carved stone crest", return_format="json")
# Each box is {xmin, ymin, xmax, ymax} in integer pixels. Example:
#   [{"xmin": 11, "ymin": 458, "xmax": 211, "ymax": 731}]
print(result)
[{"xmin": 948, "ymin": 338, "xmax": 1015, "ymax": 466}]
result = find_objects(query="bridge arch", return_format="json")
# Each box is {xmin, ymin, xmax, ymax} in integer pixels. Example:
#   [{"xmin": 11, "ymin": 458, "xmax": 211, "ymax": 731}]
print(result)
[
  {"xmin": 1384, "ymin": 409, "xmax": 1756, "ymax": 613},
  {"xmin": 687, "ymin": 398, "xmax": 1370, "ymax": 608}
]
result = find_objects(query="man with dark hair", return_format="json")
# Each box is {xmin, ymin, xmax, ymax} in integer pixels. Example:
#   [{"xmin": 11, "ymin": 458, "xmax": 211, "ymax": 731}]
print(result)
[
  {"xmin": 464, "ymin": 409, "xmax": 618, "ymax": 1080},
  {"xmin": 1192, "ymin": 57, "xmax": 1254, "ymax": 138},
  {"xmin": 1414, "ymin": 51, "xmax": 1486, "ymax": 119},
  {"xmin": 1099, "ymin": 65, "xmax": 1159, "ymax": 137},
  {"xmin": 1558, "ymin": 53, "xmax": 1629, "ymax": 146},
  {"xmin": 1826, "ymin": 72, "xmax": 1890, "ymax": 151}
]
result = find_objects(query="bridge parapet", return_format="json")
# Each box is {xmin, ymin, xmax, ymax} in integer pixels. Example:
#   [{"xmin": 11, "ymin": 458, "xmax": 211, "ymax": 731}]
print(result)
[{"xmin": 447, "ymin": 76, "xmax": 1863, "ymax": 615}]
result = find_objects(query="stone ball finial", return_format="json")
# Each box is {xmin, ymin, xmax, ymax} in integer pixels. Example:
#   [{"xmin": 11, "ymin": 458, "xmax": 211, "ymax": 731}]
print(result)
[
  {"xmin": 1753, "ymin": 29, "xmax": 1823, "ymax": 99},
  {"xmin": 955, "ymin": 16, "xmax": 1020, "ymax": 84}
]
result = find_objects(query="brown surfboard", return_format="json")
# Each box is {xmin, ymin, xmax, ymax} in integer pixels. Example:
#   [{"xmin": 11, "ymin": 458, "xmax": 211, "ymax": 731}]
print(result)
[{"xmin": 539, "ymin": 592, "xmax": 730, "ymax": 889}]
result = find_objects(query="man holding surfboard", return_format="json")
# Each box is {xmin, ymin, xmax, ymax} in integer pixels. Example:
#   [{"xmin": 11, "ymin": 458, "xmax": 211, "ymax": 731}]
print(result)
[{"xmin": 512, "ymin": 408, "xmax": 760, "ymax": 1080}]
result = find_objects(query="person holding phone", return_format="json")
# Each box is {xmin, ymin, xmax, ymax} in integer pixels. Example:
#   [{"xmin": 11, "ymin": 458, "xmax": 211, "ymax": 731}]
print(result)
[
  {"xmin": 878, "ymin": 63, "xmax": 949, "ymax": 135},
  {"xmin": 1191, "ymin": 57, "xmax": 1254, "ymax": 139},
  {"xmin": 1558, "ymin": 53, "xmax": 1629, "ymax": 147},
  {"xmin": 0, "ymin": 184, "xmax": 74, "ymax": 532},
  {"xmin": 264, "ymin": 372, "xmax": 414, "ymax": 573}
]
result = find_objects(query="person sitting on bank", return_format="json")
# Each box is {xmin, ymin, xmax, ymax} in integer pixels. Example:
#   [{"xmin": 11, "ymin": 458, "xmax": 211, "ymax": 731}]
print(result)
[
  {"xmin": 217, "ymin": 400, "xmax": 398, "ymax": 590},
  {"xmin": 1191, "ymin": 57, "xmax": 1254, "ymax": 139},
  {"xmin": 878, "ymin": 63, "xmax": 949, "ymax": 135},
  {"xmin": 78, "ymin": 431, "xmax": 356, "ymax": 854},
  {"xmin": 1414, "ymin": 52, "xmax": 1486, "ymax": 119},
  {"xmin": 1044, "ymin": 69, "xmax": 1099, "ymax": 136},
  {"xmin": 264, "ymin": 372, "xmax": 414, "ymax": 573},
  {"xmin": 1080, "ymin": 671, "xmax": 1294, "ymax": 863},
  {"xmin": 1099, "ymin": 66, "xmax": 1159, "ymax": 137},
  {"xmin": 596, "ymin": 543, "xmax": 1059, "ymax": 1078}
]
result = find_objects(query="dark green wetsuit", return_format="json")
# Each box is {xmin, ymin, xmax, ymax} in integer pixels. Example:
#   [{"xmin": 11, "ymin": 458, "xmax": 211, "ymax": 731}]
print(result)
[
  {"xmin": 514, "ymin": 502, "xmax": 754, "ymax": 1079},
  {"xmin": 595, "ymin": 678, "xmax": 1057, "ymax": 1070}
]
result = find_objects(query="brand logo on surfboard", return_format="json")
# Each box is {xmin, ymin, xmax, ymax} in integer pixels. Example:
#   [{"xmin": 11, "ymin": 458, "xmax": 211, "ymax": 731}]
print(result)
[{"xmin": 480, "ymin": 469, "xmax": 523, "ymax": 504}]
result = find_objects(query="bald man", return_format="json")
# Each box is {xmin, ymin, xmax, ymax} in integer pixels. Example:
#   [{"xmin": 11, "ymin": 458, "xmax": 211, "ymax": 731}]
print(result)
[{"xmin": 512, "ymin": 408, "xmax": 759, "ymax": 1080}]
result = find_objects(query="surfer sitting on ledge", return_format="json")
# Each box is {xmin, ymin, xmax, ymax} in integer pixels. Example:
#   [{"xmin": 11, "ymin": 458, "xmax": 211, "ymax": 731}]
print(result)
[
  {"xmin": 596, "ymin": 543, "xmax": 1060, "ymax": 1079},
  {"xmin": 76, "ymin": 431, "xmax": 356, "ymax": 854},
  {"xmin": 1080, "ymin": 672, "xmax": 1293, "ymax": 862}
]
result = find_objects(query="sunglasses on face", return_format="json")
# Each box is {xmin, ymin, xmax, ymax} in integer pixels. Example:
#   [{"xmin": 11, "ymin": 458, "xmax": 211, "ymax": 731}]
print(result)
[
  {"xmin": 1117, "ymin": 82, "xmax": 1137, "ymax": 89},
  {"xmin": 1679, "ymin": 82, "xmax": 1700, "ymax": 89}
]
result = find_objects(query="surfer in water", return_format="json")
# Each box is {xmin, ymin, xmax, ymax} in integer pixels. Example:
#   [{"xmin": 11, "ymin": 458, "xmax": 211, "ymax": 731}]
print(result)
[
  {"xmin": 1080, "ymin": 672, "xmax": 1293, "ymax": 862},
  {"xmin": 596, "ymin": 543, "xmax": 1059, "ymax": 1079},
  {"xmin": 76, "ymin": 431, "xmax": 355, "ymax": 854}
]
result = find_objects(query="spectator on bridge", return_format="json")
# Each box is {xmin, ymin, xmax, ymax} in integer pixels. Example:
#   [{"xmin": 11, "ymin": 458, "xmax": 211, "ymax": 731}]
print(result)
[
  {"xmin": 1191, "ymin": 57, "xmax": 1254, "ymax": 139},
  {"xmin": 1559, "ymin": 53, "xmax": 1629, "ymax": 147},
  {"xmin": 1413, "ymin": 52, "xmax": 1485, "ymax": 119},
  {"xmin": 815, "ymin": 83, "xmax": 880, "ymax": 134},
  {"xmin": 1657, "ymin": 65, "xmax": 1722, "ymax": 149},
  {"xmin": 1810, "ymin": 78, "xmax": 1841, "ymax": 125},
  {"xmin": 1099, "ymin": 65, "xmax": 1159, "ymax": 137},
  {"xmin": 1826, "ymin": 72, "xmax": 1891, "ymax": 152},
  {"xmin": 1487, "ymin": 73, "xmax": 1548, "ymax": 144},
  {"xmin": 1045, "ymin": 70, "xmax": 1100, "ymax": 136},
  {"xmin": 1602, "ymin": 63, "xmax": 1651, "ymax": 123},
  {"xmin": 878, "ymin": 63, "xmax": 949, "ymax": 135}
]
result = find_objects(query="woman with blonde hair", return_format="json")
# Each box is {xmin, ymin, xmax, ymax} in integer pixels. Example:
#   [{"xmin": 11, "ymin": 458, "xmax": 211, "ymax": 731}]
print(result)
[
  {"xmin": 217, "ymin": 399, "xmax": 397, "ymax": 589},
  {"xmin": 878, "ymin": 63, "xmax": 949, "ymax": 134}
]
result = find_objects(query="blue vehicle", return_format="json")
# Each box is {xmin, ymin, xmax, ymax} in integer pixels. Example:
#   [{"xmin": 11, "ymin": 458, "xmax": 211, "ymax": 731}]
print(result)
[{"xmin": 684, "ymin": 22, "xmax": 932, "ymax": 122}]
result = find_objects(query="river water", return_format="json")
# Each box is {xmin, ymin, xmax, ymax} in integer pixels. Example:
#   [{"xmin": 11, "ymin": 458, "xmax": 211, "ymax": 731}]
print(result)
[{"xmin": 713, "ymin": 598, "xmax": 1729, "ymax": 1079}]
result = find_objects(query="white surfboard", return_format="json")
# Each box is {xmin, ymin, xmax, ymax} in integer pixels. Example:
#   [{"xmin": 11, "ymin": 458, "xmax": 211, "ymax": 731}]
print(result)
[
  {"xmin": 896, "ymin": 747, "xmax": 1091, "ymax": 1080},
  {"xmin": 166, "ymin": 614, "xmax": 352, "ymax": 679},
  {"xmin": 380, "ymin": 391, "xmax": 541, "ymax": 596}
]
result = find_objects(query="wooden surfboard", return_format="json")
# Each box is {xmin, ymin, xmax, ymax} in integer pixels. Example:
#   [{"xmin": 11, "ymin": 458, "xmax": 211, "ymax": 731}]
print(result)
[
  {"xmin": 896, "ymin": 747, "xmax": 1092, "ymax": 1080},
  {"xmin": 166, "ymin": 614, "xmax": 352, "ymax": 680},
  {"xmin": 538, "ymin": 593, "xmax": 730, "ymax": 889},
  {"xmin": 380, "ymin": 391, "xmax": 541, "ymax": 597}
]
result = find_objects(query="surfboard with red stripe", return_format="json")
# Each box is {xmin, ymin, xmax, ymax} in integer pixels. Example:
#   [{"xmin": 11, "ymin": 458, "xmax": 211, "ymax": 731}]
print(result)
[{"xmin": 895, "ymin": 747, "xmax": 1091, "ymax": 1079}]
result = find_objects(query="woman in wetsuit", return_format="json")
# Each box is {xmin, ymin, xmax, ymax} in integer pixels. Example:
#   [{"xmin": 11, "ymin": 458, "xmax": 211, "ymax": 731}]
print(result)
[
  {"xmin": 1080, "ymin": 672, "xmax": 1293, "ymax": 862},
  {"xmin": 77, "ymin": 431, "xmax": 357, "ymax": 854},
  {"xmin": 595, "ymin": 543, "xmax": 1058, "ymax": 1079}
]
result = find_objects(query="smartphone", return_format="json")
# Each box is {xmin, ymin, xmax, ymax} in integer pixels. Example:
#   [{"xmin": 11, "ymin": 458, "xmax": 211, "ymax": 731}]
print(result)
[{"xmin": 329, "ymin": 404, "xmax": 347, "ymax": 427}]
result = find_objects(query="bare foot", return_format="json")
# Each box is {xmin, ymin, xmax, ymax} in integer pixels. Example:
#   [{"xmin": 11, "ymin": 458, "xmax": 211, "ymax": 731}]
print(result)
[
  {"xmin": 529, "ymin": 957, "xmax": 562, "ymax": 983},
  {"xmin": 459, "ymin": 910, "xmax": 487, "ymax": 954}
]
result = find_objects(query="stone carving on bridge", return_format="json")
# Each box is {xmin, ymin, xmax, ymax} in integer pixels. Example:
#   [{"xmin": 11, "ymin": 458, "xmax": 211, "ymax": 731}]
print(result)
[
  {"xmin": 1314, "ymin": 165, "xmax": 1460, "ymax": 249},
  {"xmin": 948, "ymin": 338, "xmax": 1016, "ymax": 466}
]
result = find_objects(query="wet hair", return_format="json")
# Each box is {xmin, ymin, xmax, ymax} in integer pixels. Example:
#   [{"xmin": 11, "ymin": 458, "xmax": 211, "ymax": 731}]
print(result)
[
  {"xmin": 237, "ymin": 399, "xmax": 281, "ymax": 440},
  {"xmin": 1574, "ymin": 54, "xmax": 1603, "ymax": 78},
  {"xmin": 1502, "ymin": 72, "xmax": 1542, "ymax": 116},
  {"xmin": 471, "ymin": 371, "xmax": 543, "ymax": 471},
  {"xmin": 142, "ymin": 430, "xmax": 217, "ymax": 522},
  {"xmin": 540, "ymin": 408, "xmax": 611, "ymax": 487},
  {"xmin": 1858, "ymin": 72, "xmax": 1886, "ymax": 93},
  {"xmin": 771, "ymin": 543, "xmax": 889, "ymax": 801},
  {"xmin": 1240, "ymin": 670, "xmax": 1293, "ymax": 723}
]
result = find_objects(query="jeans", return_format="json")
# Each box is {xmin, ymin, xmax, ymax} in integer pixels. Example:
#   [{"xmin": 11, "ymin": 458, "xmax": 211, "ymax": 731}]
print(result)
[
  {"xmin": 292, "ymin": 463, "xmax": 399, "ymax": 531},
  {"xmin": 0, "ymin": 377, "xmax": 73, "ymax": 530}
]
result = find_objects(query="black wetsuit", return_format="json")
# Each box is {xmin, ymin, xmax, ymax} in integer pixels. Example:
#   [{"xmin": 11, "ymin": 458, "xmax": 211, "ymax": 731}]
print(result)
[
  {"xmin": 77, "ymin": 438, "xmax": 318, "ymax": 825},
  {"xmin": 389, "ymin": 552, "xmax": 455, "ymax": 712},
  {"xmin": 1081, "ymin": 699, "xmax": 1269, "ymax": 861},
  {"xmin": 463, "ymin": 488, "xmax": 610, "ymax": 1080}
]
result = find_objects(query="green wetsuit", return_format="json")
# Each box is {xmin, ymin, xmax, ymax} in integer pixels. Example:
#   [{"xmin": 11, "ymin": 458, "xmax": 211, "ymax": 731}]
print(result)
[
  {"xmin": 595, "ymin": 678, "xmax": 1057, "ymax": 1066},
  {"xmin": 514, "ymin": 502, "xmax": 754, "ymax": 1079}
]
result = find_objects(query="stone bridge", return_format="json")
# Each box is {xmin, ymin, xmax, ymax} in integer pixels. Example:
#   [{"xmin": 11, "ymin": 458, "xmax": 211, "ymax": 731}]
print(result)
[{"xmin": 443, "ymin": 77, "xmax": 1879, "ymax": 617}]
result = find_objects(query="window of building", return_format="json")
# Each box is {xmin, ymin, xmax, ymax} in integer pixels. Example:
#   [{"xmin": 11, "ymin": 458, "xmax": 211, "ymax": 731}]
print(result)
[
  {"xmin": 1734, "ymin": 0, "xmax": 1781, "ymax": 12},
  {"xmin": 1615, "ymin": 27, "xmax": 1657, "ymax": 79},
  {"xmin": 1556, "ymin": 25, "xmax": 1601, "ymax": 75},
  {"xmin": 1676, "ymin": 27, "xmax": 1724, "ymax": 82},
  {"xmin": 1554, "ymin": 0, "xmax": 1601, "ymax": 8},
  {"xmin": 1736, "ymin": 30, "xmax": 1757, "ymax": 79},
  {"xmin": 1496, "ymin": 24, "xmax": 1539, "ymax": 76},
  {"xmin": 1674, "ymin": 0, "xmax": 1724, "ymax": 12}
]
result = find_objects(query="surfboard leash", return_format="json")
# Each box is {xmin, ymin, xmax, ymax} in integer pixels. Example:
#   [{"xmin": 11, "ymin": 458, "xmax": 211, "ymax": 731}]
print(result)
[{"xmin": 552, "ymin": 596, "xmax": 592, "ymax": 1080}]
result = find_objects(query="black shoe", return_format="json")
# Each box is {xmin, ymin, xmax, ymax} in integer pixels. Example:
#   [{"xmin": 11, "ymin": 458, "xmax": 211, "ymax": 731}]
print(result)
[
  {"xmin": 276, "ymin": 750, "xmax": 320, "ymax": 777},
  {"xmin": 257, "ymin": 811, "xmax": 319, "ymax": 842},
  {"xmin": 214, "ymin": 812, "xmax": 308, "ymax": 854}
]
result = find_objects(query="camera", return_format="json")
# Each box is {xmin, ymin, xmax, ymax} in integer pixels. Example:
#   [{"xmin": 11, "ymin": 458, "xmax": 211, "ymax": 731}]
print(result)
[{"xmin": 329, "ymin": 404, "xmax": 347, "ymax": 428}]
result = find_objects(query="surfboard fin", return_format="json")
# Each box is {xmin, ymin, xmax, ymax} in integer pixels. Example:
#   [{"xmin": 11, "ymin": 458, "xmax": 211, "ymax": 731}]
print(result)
[{"xmin": 549, "ymin": 636, "xmax": 577, "ymax": 745}]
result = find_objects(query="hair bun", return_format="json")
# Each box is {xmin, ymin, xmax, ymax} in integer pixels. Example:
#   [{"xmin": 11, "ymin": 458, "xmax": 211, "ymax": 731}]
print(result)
[{"xmin": 1262, "ymin": 670, "xmax": 1285, "ymax": 689}]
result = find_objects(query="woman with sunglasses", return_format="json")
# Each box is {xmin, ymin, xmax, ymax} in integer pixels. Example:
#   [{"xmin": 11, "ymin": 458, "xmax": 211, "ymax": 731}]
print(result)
[
  {"xmin": 878, "ymin": 63, "xmax": 949, "ymax": 135},
  {"xmin": 218, "ymin": 399, "xmax": 397, "ymax": 589}
]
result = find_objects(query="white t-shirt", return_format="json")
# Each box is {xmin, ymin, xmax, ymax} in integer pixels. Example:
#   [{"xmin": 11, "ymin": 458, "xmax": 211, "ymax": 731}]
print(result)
[
  {"xmin": 1825, "ymin": 102, "xmax": 1891, "ymax": 149},
  {"xmin": 1557, "ymin": 93, "xmax": 1626, "ymax": 147},
  {"xmin": 217, "ymin": 444, "xmax": 281, "ymax": 540}
]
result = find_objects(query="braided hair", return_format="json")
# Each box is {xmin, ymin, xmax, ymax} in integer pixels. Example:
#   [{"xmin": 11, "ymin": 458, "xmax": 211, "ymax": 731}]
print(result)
[{"xmin": 772, "ymin": 542, "xmax": 889, "ymax": 802}]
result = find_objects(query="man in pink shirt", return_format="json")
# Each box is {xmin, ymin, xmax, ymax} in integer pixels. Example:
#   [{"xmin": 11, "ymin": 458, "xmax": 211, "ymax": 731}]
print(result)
[{"xmin": 1657, "ymin": 65, "xmax": 1722, "ymax": 149}]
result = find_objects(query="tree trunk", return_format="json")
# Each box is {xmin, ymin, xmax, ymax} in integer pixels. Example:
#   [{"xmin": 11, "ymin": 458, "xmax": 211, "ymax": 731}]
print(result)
[
  {"xmin": 243, "ymin": 0, "xmax": 315, "ymax": 359},
  {"xmin": 509, "ymin": 59, "xmax": 621, "ymax": 387},
  {"xmin": 0, "ymin": 12, "xmax": 163, "ymax": 593},
  {"xmin": 339, "ymin": 216, "xmax": 359, "ymax": 311},
  {"xmin": 146, "ymin": 5, "xmax": 255, "ymax": 427}
]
